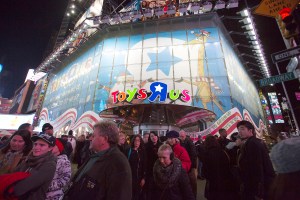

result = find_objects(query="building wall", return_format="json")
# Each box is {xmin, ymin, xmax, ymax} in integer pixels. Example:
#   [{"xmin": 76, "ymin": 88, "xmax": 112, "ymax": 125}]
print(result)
[{"xmin": 41, "ymin": 15, "xmax": 265, "ymax": 136}]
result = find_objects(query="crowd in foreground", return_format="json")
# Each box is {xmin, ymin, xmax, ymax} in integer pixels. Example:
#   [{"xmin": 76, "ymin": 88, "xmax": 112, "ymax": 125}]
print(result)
[{"xmin": 0, "ymin": 120, "xmax": 299, "ymax": 200}]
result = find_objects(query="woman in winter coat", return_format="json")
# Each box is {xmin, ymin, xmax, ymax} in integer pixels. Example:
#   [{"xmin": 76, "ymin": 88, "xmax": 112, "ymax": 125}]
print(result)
[
  {"xmin": 0, "ymin": 130, "xmax": 32, "ymax": 175},
  {"xmin": 202, "ymin": 135, "xmax": 238, "ymax": 200},
  {"xmin": 46, "ymin": 138, "xmax": 71, "ymax": 200},
  {"xmin": 153, "ymin": 144, "xmax": 195, "ymax": 200},
  {"xmin": 126, "ymin": 135, "xmax": 146, "ymax": 200}
]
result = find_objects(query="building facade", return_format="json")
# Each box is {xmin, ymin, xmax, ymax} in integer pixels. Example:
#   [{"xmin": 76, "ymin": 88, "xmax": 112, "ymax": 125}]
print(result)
[{"xmin": 39, "ymin": 14, "xmax": 266, "ymax": 137}]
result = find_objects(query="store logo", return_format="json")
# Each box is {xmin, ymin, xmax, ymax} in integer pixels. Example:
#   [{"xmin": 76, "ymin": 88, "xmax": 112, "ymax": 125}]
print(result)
[{"xmin": 111, "ymin": 81, "xmax": 191, "ymax": 103}]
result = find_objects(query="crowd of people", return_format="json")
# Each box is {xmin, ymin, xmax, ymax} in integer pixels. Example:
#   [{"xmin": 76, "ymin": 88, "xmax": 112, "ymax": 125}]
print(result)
[{"xmin": 0, "ymin": 120, "xmax": 299, "ymax": 200}]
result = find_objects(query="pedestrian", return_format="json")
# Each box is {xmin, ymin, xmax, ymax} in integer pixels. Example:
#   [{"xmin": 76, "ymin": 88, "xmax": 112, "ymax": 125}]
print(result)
[
  {"xmin": 74, "ymin": 134, "xmax": 85, "ymax": 167},
  {"xmin": 42, "ymin": 123, "xmax": 54, "ymax": 136},
  {"xmin": 195, "ymin": 135, "xmax": 205, "ymax": 179},
  {"xmin": 12, "ymin": 133, "xmax": 57, "ymax": 199},
  {"xmin": 0, "ymin": 130, "xmax": 33, "ymax": 175},
  {"xmin": 142, "ymin": 132, "xmax": 150, "ymax": 144},
  {"xmin": 144, "ymin": 131, "xmax": 162, "ymax": 200},
  {"xmin": 179, "ymin": 130, "xmax": 198, "ymax": 197},
  {"xmin": 202, "ymin": 135, "xmax": 238, "ymax": 200},
  {"xmin": 153, "ymin": 144, "xmax": 195, "ymax": 200},
  {"xmin": 46, "ymin": 138, "xmax": 71, "ymax": 200},
  {"xmin": 218, "ymin": 128, "xmax": 231, "ymax": 149},
  {"xmin": 63, "ymin": 120, "xmax": 132, "ymax": 200},
  {"xmin": 18, "ymin": 123, "xmax": 34, "ymax": 136},
  {"xmin": 237, "ymin": 120, "xmax": 275, "ymax": 200},
  {"xmin": 61, "ymin": 135, "xmax": 73, "ymax": 159},
  {"xmin": 126, "ymin": 134, "xmax": 146, "ymax": 200},
  {"xmin": 269, "ymin": 137, "xmax": 300, "ymax": 200},
  {"xmin": 118, "ymin": 131, "xmax": 130, "ymax": 156},
  {"xmin": 166, "ymin": 130, "xmax": 191, "ymax": 172},
  {"xmin": 67, "ymin": 130, "xmax": 76, "ymax": 160},
  {"xmin": 79, "ymin": 133, "xmax": 93, "ymax": 167}
]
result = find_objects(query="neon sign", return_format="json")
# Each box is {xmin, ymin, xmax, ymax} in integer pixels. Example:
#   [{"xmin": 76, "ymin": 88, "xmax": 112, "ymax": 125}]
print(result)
[{"xmin": 111, "ymin": 82, "xmax": 191, "ymax": 103}]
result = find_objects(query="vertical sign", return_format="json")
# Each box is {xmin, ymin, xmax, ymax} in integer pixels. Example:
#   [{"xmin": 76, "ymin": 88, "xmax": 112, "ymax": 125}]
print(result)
[{"xmin": 268, "ymin": 92, "xmax": 284, "ymax": 123}]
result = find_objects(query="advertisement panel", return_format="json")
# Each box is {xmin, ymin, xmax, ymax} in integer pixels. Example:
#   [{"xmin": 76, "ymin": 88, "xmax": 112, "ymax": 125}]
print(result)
[
  {"xmin": 27, "ymin": 76, "xmax": 47, "ymax": 112},
  {"xmin": 220, "ymin": 34, "xmax": 264, "ymax": 124},
  {"xmin": 0, "ymin": 114, "xmax": 34, "ymax": 130},
  {"xmin": 268, "ymin": 92, "xmax": 284, "ymax": 123},
  {"xmin": 69, "ymin": 0, "xmax": 104, "ymax": 53}
]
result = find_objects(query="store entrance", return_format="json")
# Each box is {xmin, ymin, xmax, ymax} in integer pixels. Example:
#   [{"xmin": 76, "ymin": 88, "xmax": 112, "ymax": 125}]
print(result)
[{"xmin": 99, "ymin": 104, "xmax": 216, "ymax": 135}]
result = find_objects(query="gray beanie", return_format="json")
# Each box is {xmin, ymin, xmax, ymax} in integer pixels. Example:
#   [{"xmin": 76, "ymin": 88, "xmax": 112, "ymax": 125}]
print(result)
[{"xmin": 270, "ymin": 137, "xmax": 300, "ymax": 174}]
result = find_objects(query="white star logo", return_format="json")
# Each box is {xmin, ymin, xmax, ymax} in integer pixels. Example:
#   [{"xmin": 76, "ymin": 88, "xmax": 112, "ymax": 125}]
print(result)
[{"xmin": 155, "ymin": 84, "xmax": 164, "ymax": 92}]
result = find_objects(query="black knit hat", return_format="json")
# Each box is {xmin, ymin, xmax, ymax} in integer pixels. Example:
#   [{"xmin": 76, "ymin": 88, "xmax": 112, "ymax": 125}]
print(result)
[
  {"xmin": 166, "ymin": 130, "xmax": 179, "ymax": 138},
  {"xmin": 42, "ymin": 123, "xmax": 53, "ymax": 132}
]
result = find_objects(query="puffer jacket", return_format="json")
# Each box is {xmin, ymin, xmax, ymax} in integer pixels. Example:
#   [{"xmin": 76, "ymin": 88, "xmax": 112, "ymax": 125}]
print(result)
[
  {"xmin": 173, "ymin": 143, "xmax": 191, "ymax": 172},
  {"xmin": 46, "ymin": 154, "xmax": 71, "ymax": 200}
]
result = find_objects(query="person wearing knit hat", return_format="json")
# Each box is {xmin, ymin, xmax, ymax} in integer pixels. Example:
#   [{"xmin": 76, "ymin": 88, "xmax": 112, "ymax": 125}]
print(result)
[
  {"xmin": 42, "ymin": 123, "xmax": 54, "ymax": 135},
  {"xmin": 12, "ymin": 133, "xmax": 57, "ymax": 199},
  {"xmin": 269, "ymin": 137, "xmax": 300, "ymax": 200},
  {"xmin": 166, "ymin": 130, "xmax": 191, "ymax": 172},
  {"xmin": 46, "ymin": 138, "xmax": 71, "ymax": 200}
]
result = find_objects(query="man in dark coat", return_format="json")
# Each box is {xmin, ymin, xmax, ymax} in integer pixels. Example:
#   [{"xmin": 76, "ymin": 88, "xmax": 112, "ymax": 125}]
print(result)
[
  {"xmin": 237, "ymin": 120, "xmax": 275, "ymax": 200},
  {"xmin": 63, "ymin": 121, "xmax": 132, "ymax": 200},
  {"xmin": 153, "ymin": 144, "xmax": 195, "ymax": 200},
  {"xmin": 179, "ymin": 130, "xmax": 198, "ymax": 197},
  {"xmin": 218, "ymin": 128, "xmax": 231, "ymax": 149}
]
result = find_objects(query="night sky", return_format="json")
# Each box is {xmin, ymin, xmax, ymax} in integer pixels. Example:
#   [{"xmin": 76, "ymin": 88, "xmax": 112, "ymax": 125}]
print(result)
[
  {"xmin": 0, "ymin": 0, "xmax": 293, "ymax": 99},
  {"xmin": 0, "ymin": 0, "xmax": 68, "ymax": 98}
]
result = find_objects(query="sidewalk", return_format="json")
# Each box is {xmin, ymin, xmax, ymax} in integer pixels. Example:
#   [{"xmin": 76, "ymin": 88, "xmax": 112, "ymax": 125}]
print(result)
[{"xmin": 197, "ymin": 179, "xmax": 206, "ymax": 200}]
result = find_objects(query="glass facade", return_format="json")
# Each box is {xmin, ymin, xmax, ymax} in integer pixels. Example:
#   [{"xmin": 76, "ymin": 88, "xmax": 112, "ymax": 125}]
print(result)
[{"xmin": 42, "ymin": 16, "xmax": 264, "ymax": 134}]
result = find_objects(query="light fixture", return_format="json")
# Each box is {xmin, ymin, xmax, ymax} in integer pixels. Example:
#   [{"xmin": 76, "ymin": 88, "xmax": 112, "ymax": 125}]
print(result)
[
  {"xmin": 110, "ymin": 14, "xmax": 121, "ymax": 23},
  {"xmin": 243, "ymin": 23, "xmax": 254, "ymax": 30},
  {"xmin": 143, "ymin": 9, "xmax": 153, "ymax": 18},
  {"xmin": 120, "ymin": 12, "xmax": 131, "ymax": 21},
  {"xmin": 178, "ymin": 4, "xmax": 188, "ymax": 13},
  {"xmin": 101, "ymin": 15, "xmax": 110, "ymax": 24},
  {"xmin": 202, "ymin": 1, "xmax": 213, "ymax": 11},
  {"xmin": 155, "ymin": 7, "xmax": 164, "ymax": 16},
  {"xmin": 167, "ymin": 5, "xmax": 176, "ymax": 15},
  {"xmin": 239, "ymin": 17, "xmax": 251, "ymax": 24},
  {"xmin": 93, "ymin": 16, "xmax": 101, "ymax": 25},
  {"xmin": 239, "ymin": 9, "xmax": 249, "ymax": 17},
  {"xmin": 246, "ymin": 30, "xmax": 255, "ymax": 36},
  {"xmin": 214, "ymin": 0, "xmax": 225, "ymax": 10},
  {"xmin": 226, "ymin": 0, "xmax": 238, "ymax": 9},
  {"xmin": 249, "ymin": 35, "xmax": 257, "ymax": 40},
  {"xmin": 132, "ymin": 10, "xmax": 142, "ymax": 19},
  {"xmin": 190, "ymin": 2, "xmax": 201, "ymax": 12},
  {"xmin": 71, "ymin": 10, "xmax": 75, "ymax": 14},
  {"xmin": 67, "ymin": 13, "xmax": 70, "ymax": 16}
]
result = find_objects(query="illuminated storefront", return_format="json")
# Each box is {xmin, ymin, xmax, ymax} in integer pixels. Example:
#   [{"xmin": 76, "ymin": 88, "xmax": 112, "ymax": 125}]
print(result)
[{"xmin": 40, "ymin": 14, "xmax": 266, "ymax": 137}]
